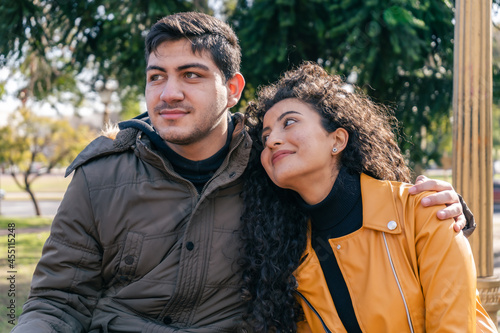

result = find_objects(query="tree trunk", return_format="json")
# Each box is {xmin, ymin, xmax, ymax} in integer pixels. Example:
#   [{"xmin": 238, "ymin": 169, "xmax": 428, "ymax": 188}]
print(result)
[
  {"xmin": 10, "ymin": 169, "xmax": 43, "ymax": 216},
  {"xmin": 25, "ymin": 185, "xmax": 41, "ymax": 216}
]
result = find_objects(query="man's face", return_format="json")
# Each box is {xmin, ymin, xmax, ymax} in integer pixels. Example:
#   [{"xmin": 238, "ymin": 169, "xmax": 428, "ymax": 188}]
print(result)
[{"xmin": 145, "ymin": 39, "xmax": 236, "ymax": 160}]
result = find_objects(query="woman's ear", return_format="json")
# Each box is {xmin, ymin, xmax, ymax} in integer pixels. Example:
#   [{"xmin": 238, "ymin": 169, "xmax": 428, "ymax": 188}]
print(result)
[
  {"xmin": 330, "ymin": 128, "xmax": 349, "ymax": 155},
  {"xmin": 226, "ymin": 73, "xmax": 245, "ymax": 108}
]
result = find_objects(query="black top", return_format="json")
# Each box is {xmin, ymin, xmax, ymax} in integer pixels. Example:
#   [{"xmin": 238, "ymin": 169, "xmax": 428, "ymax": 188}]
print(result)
[
  {"xmin": 297, "ymin": 167, "xmax": 363, "ymax": 332},
  {"xmin": 120, "ymin": 112, "xmax": 235, "ymax": 193},
  {"xmin": 161, "ymin": 117, "xmax": 235, "ymax": 192}
]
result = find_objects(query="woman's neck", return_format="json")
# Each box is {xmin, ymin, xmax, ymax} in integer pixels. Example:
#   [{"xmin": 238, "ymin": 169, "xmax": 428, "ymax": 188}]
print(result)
[{"xmin": 295, "ymin": 167, "xmax": 340, "ymax": 205}]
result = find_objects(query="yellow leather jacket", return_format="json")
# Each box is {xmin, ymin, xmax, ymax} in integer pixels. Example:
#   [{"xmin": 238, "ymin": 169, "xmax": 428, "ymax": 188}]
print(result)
[{"xmin": 295, "ymin": 174, "xmax": 496, "ymax": 332}]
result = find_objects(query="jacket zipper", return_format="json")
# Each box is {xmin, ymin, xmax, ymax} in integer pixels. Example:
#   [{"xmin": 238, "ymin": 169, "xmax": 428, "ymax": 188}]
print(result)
[
  {"xmin": 294, "ymin": 290, "xmax": 332, "ymax": 333},
  {"xmin": 382, "ymin": 232, "xmax": 414, "ymax": 333}
]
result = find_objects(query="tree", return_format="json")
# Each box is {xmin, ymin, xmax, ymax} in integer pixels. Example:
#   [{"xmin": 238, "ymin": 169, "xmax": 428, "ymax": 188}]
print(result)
[
  {"xmin": 229, "ymin": 0, "xmax": 457, "ymax": 174},
  {"xmin": 0, "ymin": 108, "xmax": 94, "ymax": 216},
  {"xmin": 3, "ymin": 0, "xmax": 498, "ymax": 170},
  {"xmin": 0, "ymin": 0, "xmax": 209, "ymax": 123},
  {"xmin": 0, "ymin": 1, "xmax": 85, "ymax": 109}
]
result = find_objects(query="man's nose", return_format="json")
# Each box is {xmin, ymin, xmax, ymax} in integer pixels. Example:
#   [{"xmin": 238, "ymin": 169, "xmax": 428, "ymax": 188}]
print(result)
[{"xmin": 160, "ymin": 78, "xmax": 184, "ymax": 102}]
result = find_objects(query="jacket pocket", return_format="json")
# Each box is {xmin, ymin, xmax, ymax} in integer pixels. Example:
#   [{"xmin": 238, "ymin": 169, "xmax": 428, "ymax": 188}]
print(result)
[{"xmin": 116, "ymin": 231, "xmax": 144, "ymax": 284}]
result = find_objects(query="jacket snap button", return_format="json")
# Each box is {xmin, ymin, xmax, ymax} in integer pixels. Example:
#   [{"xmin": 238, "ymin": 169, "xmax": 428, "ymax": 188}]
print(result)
[
  {"xmin": 186, "ymin": 242, "xmax": 194, "ymax": 251},
  {"xmin": 337, "ymin": 245, "xmax": 341, "ymax": 250},
  {"xmin": 163, "ymin": 316, "xmax": 172, "ymax": 325},
  {"xmin": 124, "ymin": 255, "xmax": 134, "ymax": 265},
  {"xmin": 387, "ymin": 220, "xmax": 397, "ymax": 230}
]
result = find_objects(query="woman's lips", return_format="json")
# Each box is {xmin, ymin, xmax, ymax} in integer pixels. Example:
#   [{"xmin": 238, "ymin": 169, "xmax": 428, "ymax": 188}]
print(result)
[{"xmin": 271, "ymin": 150, "xmax": 294, "ymax": 164}]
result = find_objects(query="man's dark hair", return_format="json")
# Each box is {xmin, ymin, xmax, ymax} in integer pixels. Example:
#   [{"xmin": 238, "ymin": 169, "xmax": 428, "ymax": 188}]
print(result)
[{"xmin": 145, "ymin": 12, "xmax": 241, "ymax": 81}]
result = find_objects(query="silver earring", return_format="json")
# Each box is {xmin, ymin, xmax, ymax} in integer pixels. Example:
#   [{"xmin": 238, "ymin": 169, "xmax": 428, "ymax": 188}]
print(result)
[{"xmin": 332, "ymin": 148, "xmax": 338, "ymax": 153}]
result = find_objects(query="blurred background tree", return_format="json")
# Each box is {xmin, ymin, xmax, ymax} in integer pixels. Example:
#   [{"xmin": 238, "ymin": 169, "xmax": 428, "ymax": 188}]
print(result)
[
  {"xmin": 0, "ymin": 0, "xmax": 206, "ymax": 125},
  {"xmin": 230, "ymin": 0, "xmax": 462, "ymax": 175},
  {"xmin": 0, "ymin": 107, "xmax": 93, "ymax": 216},
  {"xmin": 1, "ymin": 0, "xmax": 499, "ymax": 175}
]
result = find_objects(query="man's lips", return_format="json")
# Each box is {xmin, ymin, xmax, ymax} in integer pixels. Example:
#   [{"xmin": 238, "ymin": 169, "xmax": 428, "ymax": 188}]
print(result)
[
  {"xmin": 158, "ymin": 109, "xmax": 188, "ymax": 120},
  {"xmin": 272, "ymin": 150, "xmax": 294, "ymax": 164}
]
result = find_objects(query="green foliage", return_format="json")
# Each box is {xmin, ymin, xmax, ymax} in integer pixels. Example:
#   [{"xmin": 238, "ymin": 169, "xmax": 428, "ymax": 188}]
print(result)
[
  {"xmin": 1, "ymin": 0, "xmax": 498, "ymax": 168},
  {"xmin": 120, "ymin": 86, "xmax": 144, "ymax": 119},
  {"xmin": 0, "ymin": 0, "xmax": 203, "ymax": 119},
  {"xmin": 230, "ymin": 0, "xmax": 456, "ymax": 172},
  {"xmin": 493, "ymin": 104, "xmax": 500, "ymax": 160}
]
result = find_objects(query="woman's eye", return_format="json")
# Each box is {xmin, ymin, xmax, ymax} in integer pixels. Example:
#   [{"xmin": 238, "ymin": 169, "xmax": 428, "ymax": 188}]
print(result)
[
  {"xmin": 284, "ymin": 118, "xmax": 296, "ymax": 127},
  {"xmin": 261, "ymin": 135, "xmax": 269, "ymax": 144}
]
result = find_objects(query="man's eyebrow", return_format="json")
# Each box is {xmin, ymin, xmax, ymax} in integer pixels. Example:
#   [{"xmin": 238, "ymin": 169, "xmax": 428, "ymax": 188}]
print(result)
[
  {"xmin": 177, "ymin": 63, "xmax": 210, "ymax": 72},
  {"xmin": 145, "ymin": 63, "xmax": 210, "ymax": 74},
  {"xmin": 261, "ymin": 111, "xmax": 301, "ymax": 135},
  {"xmin": 145, "ymin": 65, "xmax": 165, "ymax": 73}
]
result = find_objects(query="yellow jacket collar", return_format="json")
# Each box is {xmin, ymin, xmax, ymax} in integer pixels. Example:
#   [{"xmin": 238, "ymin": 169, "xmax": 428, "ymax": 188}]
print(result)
[{"xmin": 359, "ymin": 173, "xmax": 403, "ymax": 235}]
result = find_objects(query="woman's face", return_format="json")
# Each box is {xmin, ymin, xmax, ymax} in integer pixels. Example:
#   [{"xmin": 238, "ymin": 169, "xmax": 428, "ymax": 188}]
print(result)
[{"xmin": 260, "ymin": 98, "xmax": 340, "ymax": 202}]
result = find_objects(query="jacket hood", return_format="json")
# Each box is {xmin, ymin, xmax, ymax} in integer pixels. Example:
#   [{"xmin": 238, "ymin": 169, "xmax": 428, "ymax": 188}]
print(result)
[
  {"xmin": 65, "ymin": 111, "xmax": 247, "ymax": 177},
  {"xmin": 65, "ymin": 112, "xmax": 162, "ymax": 177}
]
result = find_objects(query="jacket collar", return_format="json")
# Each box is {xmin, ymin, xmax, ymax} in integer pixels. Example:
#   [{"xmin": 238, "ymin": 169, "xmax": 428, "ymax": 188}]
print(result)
[
  {"xmin": 359, "ymin": 174, "xmax": 402, "ymax": 235},
  {"xmin": 65, "ymin": 111, "xmax": 252, "ymax": 179},
  {"xmin": 300, "ymin": 173, "xmax": 403, "ymax": 259}
]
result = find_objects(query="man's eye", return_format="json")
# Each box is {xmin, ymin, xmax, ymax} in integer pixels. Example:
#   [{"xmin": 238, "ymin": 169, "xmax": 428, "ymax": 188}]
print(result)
[
  {"xmin": 185, "ymin": 72, "xmax": 200, "ymax": 79},
  {"xmin": 149, "ymin": 74, "xmax": 161, "ymax": 82}
]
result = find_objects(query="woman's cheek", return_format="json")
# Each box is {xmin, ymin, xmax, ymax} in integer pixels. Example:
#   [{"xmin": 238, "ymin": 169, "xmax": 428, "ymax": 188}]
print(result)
[
  {"xmin": 260, "ymin": 151, "xmax": 273, "ymax": 177},
  {"xmin": 260, "ymin": 151, "xmax": 269, "ymax": 170}
]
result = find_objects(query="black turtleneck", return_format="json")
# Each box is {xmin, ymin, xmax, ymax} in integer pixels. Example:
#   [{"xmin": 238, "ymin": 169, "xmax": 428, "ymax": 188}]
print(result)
[
  {"xmin": 120, "ymin": 112, "xmax": 235, "ymax": 193},
  {"xmin": 297, "ymin": 167, "xmax": 363, "ymax": 333},
  {"xmin": 160, "ymin": 117, "xmax": 235, "ymax": 193}
]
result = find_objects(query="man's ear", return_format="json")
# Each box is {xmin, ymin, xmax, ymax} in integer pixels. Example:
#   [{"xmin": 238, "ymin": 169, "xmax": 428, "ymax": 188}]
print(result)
[
  {"xmin": 330, "ymin": 128, "xmax": 349, "ymax": 154},
  {"xmin": 226, "ymin": 73, "xmax": 245, "ymax": 108}
]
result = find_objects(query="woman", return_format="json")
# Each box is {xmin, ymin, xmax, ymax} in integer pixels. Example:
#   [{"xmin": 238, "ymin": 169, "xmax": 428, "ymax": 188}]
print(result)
[{"xmin": 240, "ymin": 62, "xmax": 496, "ymax": 332}]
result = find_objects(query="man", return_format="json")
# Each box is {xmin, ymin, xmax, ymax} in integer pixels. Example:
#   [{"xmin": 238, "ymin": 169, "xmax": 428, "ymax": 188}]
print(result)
[{"xmin": 12, "ymin": 12, "xmax": 472, "ymax": 332}]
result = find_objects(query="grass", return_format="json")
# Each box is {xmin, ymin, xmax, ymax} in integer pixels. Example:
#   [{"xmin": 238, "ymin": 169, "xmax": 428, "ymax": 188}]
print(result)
[
  {"xmin": 0, "ymin": 216, "xmax": 52, "ymax": 229},
  {"xmin": 0, "ymin": 217, "xmax": 50, "ymax": 331},
  {"xmin": 0, "ymin": 173, "xmax": 71, "ymax": 193}
]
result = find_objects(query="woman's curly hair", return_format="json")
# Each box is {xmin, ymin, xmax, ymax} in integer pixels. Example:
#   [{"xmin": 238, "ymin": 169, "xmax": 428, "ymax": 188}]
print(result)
[{"xmin": 239, "ymin": 62, "xmax": 412, "ymax": 332}]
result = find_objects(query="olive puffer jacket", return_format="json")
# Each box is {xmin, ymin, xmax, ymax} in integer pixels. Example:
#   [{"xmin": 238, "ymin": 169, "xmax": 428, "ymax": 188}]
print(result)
[{"xmin": 12, "ymin": 113, "xmax": 252, "ymax": 332}]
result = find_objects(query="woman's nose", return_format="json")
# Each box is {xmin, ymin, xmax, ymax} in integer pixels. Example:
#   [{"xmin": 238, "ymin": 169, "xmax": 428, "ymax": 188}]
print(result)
[{"xmin": 265, "ymin": 131, "xmax": 283, "ymax": 148}]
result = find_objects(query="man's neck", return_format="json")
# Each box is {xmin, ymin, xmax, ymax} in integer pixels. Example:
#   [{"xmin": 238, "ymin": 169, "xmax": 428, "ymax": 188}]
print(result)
[
  {"xmin": 166, "ymin": 134, "xmax": 226, "ymax": 161},
  {"xmin": 167, "ymin": 117, "xmax": 230, "ymax": 161},
  {"xmin": 163, "ymin": 117, "xmax": 235, "ymax": 192}
]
